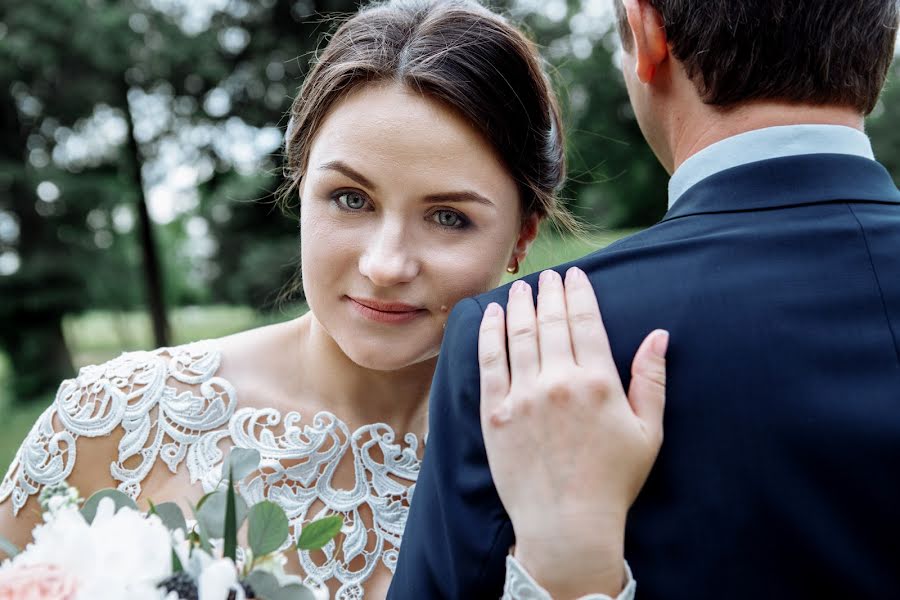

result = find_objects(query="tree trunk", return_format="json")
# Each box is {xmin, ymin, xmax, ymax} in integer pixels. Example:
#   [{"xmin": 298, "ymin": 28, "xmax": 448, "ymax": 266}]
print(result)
[
  {"xmin": 121, "ymin": 82, "xmax": 170, "ymax": 347},
  {"xmin": 1, "ymin": 309, "xmax": 73, "ymax": 402},
  {"xmin": 0, "ymin": 91, "xmax": 75, "ymax": 403}
]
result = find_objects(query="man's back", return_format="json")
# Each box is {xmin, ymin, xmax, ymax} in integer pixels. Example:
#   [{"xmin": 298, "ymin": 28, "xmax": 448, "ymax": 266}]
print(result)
[
  {"xmin": 612, "ymin": 154, "xmax": 900, "ymax": 596},
  {"xmin": 391, "ymin": 152, "xmax": 900, "ymax": 598}
]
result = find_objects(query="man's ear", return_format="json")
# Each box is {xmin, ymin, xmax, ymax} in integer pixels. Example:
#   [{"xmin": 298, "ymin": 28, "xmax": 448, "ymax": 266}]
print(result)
[
  {"xmin": 622, "ymin": 0, "xmax": 668, "ymax": 83},
  {"xmin": 509, "ymin": 213, "xmax": 541, "ymax": 270}
]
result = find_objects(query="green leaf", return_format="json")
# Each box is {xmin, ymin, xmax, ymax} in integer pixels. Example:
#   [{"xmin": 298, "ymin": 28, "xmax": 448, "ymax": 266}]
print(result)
[
  {"xmin": 153, "ymin": 501, "xmax": 188, "ymax": 533},
  {"xmin": 245, "ymin": 570, "xmax": 282, "ymax": 600},
  {"xmin": 245, "ymin": 570, "xmax": 316, "ymax": 600},
  {"xmin": 296, "ymin": 515, "xmax": 343, "ymax": 551},
  {"xmin": 195, "ymin": 521, "xmax": 213, "ymax": 554},
  {"xmin": 248, "ymin": 500, "xmax": 289, "ymax": 556},
  {"xmin": 224, "ymin": 465, "xmax": 237, "ymax": 561},
  {"xmin": 275, "ymin": 583, "xmax": 318, "ymax": 600},
  {"xmin": 80, "ymin": 489, "xmax": 138, "ymax": 524},
  {"xmin": 195, "ymin": 490, "xmax": 248, "ymax": 540},
  {"xmin": 195, "ymin": 490, "xmax": 218, "ymax": 512},
  {"xmin": 171, "ymin": 547, "xmax": 184, "ymax": 573},
  {"xmin": 187, "ymin": 501, "xmax": 212, "ymax": 553},
  {"xmin": 223, "ymin": 447, "xmax": 261, "ymax": 484},
  {"xmin": 0, "ymin": 535, "xmax": 20, "ymax": 559},
  {"xmin": 245, "ymin": 570, "xmax": 281, "ymax": 598}
]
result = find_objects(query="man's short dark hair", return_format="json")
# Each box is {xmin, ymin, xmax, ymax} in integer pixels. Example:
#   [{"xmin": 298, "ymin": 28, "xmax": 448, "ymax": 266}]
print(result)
[{"xmin": 615, "ymin": 0, "xmax": 899, "ymax": 114}]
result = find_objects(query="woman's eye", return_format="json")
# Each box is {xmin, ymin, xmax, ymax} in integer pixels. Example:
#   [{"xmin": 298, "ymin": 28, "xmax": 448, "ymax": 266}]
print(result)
[
  {"xmin": 432, "ymin": 210, "xmax": 467, "ymax": 229},
  {"xmin": 336, "ymin": 192, "xmax": 368, "ymax": 210}
]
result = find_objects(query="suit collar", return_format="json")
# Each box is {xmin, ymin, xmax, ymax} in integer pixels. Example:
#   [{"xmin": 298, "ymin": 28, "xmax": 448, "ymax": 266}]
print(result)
[
  {"xmin": 663, "ymin": 154, "xmax": 900, "ymax": 222},
  {"xmin": 667, "ymin": 125, "xmax": 875, "ymax": 208}
]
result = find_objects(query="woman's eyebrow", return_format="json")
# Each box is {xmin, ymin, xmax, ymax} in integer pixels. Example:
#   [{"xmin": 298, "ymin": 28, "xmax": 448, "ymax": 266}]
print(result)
[
  {"xmin": 423, "ymin": 191, "xmax": 495, "ymax": 207},
  {"xmin": 318, "ymin": 160, "xmax": 377, "ymax": 190}
]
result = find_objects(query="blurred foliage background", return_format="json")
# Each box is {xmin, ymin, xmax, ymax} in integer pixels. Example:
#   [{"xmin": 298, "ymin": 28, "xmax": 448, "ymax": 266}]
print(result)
[{"xmin": 0, "ymin": 0, "xmax": 897, "ymax": 471}]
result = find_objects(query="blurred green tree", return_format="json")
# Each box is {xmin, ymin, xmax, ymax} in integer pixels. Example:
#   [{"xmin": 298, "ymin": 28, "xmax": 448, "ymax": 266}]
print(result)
[
  {"xmin": 0, "ymin": 0, "xmax": 895, "ymax": 406},
  {"xmin": 518, "ymin": 0, "xmax": 669, "ymax": 228},
  {"xmin": 869, "ymin": 63, "xmax": 900, "ymax": 187},
  {"xmin": 0, "ymin": 0, "xmax": 354, "ymax": 402}
]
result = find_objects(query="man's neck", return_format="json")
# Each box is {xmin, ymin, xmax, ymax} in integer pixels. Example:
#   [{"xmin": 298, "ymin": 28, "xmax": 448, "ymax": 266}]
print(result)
[{"xmin": 669, "ymin": 102, "xmax": 864, "ymax": 173}]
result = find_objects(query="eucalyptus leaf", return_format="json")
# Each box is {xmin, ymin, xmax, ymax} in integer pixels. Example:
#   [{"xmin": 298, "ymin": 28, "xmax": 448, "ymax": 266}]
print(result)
[
  {"xmin": 245, "ymin": 571, "xmax": 316, "ymax": 600},
  {"xmin": 195, "ymin": 490, "xmax": 218, "ymax": 512},
  {"xmin": 223, "ymin": 447, "xmax": 261, "ymax": 484},
  {"xmin": 245, "ymin": 570, "xmax": 282, "ymax": 599},
  {"xmin": 274, "ymin": 583, "xmax": 317, "ymax": 600},
  {"xmin": 297, "ymin": 515, "xmax": 343, "ymax": 551},
  {"xmin": 81, "ymin": 489, "xmax": 138, "ymax": 524},
  {"xmin": 195, "ymin": 490, "xmax": 248, "ymax": 539},
  {"xmin": 193, "ymin": 516, "xmax": 213, "ymax": 554},
  {"xmin": 248, "ymin": 500, "xmax": 290, "ymax": 556},
  {"xmin": 0, "ymin": 535, "xmax": 20, "ymax": 559},
  {"xmin": 152, "ymin": 501, "xmax": 188, "ymax": 533}
]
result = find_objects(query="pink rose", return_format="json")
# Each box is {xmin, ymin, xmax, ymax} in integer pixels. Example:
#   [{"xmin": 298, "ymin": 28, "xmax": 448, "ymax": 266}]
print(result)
[{"xmin": 0, "ymin": 563, "xmax": 79, "ymax": 600}]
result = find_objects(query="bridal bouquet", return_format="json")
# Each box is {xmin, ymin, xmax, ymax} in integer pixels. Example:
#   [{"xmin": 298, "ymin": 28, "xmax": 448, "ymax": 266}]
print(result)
[{"xmin": 0, "ymin": 449, "xmax": 339, "ymax": 600}]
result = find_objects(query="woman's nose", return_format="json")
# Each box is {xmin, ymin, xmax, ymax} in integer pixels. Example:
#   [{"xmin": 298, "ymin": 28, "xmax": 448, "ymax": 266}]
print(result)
[{"xmin": 358, "ymin": 221, "xmax": 420, "ymax": 286}]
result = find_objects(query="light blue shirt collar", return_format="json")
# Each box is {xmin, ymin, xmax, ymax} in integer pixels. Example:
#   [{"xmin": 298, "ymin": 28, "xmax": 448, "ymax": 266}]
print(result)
[{"xmin": 668, "ymin": 125, "xmax": 875, "ymax": 208}]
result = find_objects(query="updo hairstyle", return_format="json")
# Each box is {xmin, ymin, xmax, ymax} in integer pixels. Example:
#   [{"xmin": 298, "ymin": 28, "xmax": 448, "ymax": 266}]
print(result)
[{"xmin": 280, "ymin": 0, "xmax": 575, "ymax": 231}]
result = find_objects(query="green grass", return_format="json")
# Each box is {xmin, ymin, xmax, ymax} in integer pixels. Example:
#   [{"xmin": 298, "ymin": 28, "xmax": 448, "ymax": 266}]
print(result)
[
  {"xmin": 0, "ymin": 231, "xmax": 640, "ymax": 475},
  {"xmin": 506, "ymin": 228, "xmax": 640, "ymax": 282},
  {"xmin": 64, "ymin": 303, "xmax": 305, "ymax": 368}
]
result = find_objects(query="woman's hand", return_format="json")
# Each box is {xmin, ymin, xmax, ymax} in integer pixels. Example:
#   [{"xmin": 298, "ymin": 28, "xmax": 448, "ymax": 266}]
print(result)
[{"xmin": 478, "ymin": 267, "xmax": 668, "ymax": 599}]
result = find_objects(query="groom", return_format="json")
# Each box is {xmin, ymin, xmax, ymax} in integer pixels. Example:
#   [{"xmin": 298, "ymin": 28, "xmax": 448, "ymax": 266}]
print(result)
[{"xmin": 391, "ymin": 0, "xmax": 900, "ymax": 598}]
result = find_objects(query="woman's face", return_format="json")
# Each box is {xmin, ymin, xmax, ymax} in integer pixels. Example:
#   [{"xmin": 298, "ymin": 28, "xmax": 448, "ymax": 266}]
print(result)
[{"xmin": 299, "ymin": 82, "xmax": 534, "ymax": 371}]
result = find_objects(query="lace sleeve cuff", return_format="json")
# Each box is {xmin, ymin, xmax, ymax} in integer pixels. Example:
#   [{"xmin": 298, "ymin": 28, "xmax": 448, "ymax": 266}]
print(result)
[{"xmin": 502, "ymin": 554, "xmax": 636, "ymax": 600}]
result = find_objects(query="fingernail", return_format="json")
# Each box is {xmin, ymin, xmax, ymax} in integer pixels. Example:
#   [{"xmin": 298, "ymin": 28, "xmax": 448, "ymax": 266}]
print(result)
[
  {"xmin": 485, "ymin": 303, "xmax": 503, "ymax": 318},
  {"xmin": 510, "ymin": 280, "xmax": 529, "ymax": 295},
  {"xmin": 539, "ymin": 269, "xmax": 559, "ymax": 285},
  {"xmin": 651, "ymin": 330, "xmax": 670, "ymax": 358},
  {"xmin": 565, "ymin": 267, "xmax": 586, "ymax": 284}
]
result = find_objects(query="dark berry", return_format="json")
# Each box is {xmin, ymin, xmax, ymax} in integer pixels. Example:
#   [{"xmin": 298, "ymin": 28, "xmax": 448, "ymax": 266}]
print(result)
[
  {"xmin": 227, "ymin": 580, "xmax": 256, "ymax": 599},
  {"xmin": 158, "ymin": 571, "xmax": 199, "ymax": 600}
]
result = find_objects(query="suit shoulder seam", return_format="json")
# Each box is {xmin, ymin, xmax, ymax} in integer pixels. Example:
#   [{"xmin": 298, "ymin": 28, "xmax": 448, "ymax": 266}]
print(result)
[{"xmin": 845, "ymin": 203, "xmax": 900, "ymax": 366}]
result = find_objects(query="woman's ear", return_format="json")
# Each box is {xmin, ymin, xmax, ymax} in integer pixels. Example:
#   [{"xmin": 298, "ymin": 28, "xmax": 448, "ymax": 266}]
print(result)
[{"xmin": 510, "ymin": 213, "xmax": 541, "ymax": 269}]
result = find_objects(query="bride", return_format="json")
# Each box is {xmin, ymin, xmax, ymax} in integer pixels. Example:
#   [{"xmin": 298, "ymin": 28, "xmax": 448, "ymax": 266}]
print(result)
[{"xmin": 0, "ymin": 0, "xmax": 666, "ymax": 598}]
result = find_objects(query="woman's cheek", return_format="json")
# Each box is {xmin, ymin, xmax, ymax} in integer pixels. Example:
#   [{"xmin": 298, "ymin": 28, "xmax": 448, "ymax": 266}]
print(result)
[
  {"xmin": 429, "ymin": 242, "xmax": 509, "ymax": 306},
  {"xmin": 300, "ymin": 216, "xmax": 360, "ymax": 301}
]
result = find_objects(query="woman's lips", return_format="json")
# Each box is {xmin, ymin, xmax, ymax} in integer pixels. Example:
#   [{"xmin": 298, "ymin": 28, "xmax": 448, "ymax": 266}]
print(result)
[{"xmin": 347, "ymin": 296, "xmax": 427, "ymax": 324}]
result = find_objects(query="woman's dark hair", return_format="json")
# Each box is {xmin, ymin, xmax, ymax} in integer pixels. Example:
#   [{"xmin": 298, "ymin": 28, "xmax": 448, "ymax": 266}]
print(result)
[
  {"xmin": 616, "ymin": 0, "xmax": 899, "ymax": 114},
  {"xmin": 279, "ymin": 0, "xmax": 576, "ymax": 231}
]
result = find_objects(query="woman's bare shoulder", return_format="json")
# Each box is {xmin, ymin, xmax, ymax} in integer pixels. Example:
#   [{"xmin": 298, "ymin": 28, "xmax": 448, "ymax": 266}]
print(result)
[
  {"xmin": 0, "ymin": 340, "xmax": 228, "ymax": 516},
  {"xmin": 0, "ymin": 318, "xmax": 306, "ymax": 551}
]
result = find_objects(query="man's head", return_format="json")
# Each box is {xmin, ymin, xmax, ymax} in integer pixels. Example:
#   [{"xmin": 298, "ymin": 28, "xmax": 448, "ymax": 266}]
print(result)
[{"xmin": 615, "ymin": 0, "xmax": 899, "ymax": 171}]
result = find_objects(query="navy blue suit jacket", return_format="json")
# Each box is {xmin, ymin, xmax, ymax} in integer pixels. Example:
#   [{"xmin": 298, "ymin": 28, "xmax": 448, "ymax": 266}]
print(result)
[{"xmin": 389, "ymin": 154, "xmax": 900, "ymax": 599}]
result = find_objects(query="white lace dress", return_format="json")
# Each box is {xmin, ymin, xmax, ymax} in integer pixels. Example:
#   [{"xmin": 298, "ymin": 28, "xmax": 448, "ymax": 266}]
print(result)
[{"xmin": 0, "ymin": 341, "xmax": 634, "ymax": 600}]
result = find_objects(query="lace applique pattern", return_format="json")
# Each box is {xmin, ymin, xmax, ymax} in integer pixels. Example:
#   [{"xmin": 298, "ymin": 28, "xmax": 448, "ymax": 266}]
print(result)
[{"xmin": 0, "ymin": 341, "xmax": 423, "ymax": 600}]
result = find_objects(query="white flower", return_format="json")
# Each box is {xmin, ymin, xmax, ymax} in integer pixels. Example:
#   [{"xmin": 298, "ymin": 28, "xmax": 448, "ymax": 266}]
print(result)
[
  {"xmin": 308, "ymin": 581, "xmax": 330, "ymax": 600},
  {"xmin": 37, "ymin": 482, "xmax": 82, "ymax": 516},
  {"xmin": 12, "ymin": 498, "xmax": 172, "ymax": 600},
  {"xmin": 198, "ymin": 558, "xmax": 242, "ymax": 600}
]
